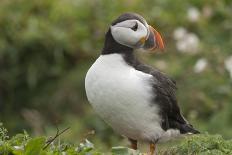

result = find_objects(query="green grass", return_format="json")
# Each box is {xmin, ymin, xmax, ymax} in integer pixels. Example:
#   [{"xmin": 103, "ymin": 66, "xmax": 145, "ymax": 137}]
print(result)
[
  {"xmin": 159, "ymin": 134, "xmax": 232, "ymax": 155},
  {"xmin": 1, "ymin": 124, "xmax": 232, "ymax": 155}
]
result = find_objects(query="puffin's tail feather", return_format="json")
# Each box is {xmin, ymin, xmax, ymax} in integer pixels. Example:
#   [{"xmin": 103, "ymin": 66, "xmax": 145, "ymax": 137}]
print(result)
[{"xmin": 180, "ymin": 124, "xmax": 200, "ymax": 134}]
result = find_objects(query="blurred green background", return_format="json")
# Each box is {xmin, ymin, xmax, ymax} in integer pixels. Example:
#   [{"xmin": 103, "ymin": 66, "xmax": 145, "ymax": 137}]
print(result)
[{"xmin": 0, "ymin": 0, "xmax": 232, "ymax": 152}]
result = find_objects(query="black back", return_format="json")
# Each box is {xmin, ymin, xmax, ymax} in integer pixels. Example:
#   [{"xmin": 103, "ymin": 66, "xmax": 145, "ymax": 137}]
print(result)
[{"xmin": 123, "ymin": 53, "xmax": 199, "ymax": 134}]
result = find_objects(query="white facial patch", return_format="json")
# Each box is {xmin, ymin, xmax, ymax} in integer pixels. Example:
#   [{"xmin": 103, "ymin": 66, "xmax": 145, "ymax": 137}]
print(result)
[{"xmin": 110, "ymin": 20, "xmax": 148, "ymax": 48}]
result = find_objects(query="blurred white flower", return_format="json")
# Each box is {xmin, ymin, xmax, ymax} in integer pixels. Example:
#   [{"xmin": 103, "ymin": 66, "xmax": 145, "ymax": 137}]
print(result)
[
  {"xmin": 186, "ymin": 33, "xmax": 200, "ymax": 53},
  {"xmin": 194, "ymin": 58, "xmax": 208, "ymax": 73},
  {"xmin": 175, "ymin": 33, "xmax": 200, "ymax": 54},
  {"xmin": 173, "ymin": 27, "xmax": 187, "ymax": 40},
  {"xmin": 187, "ymin": 7, "xmax": 200, "ymax": 22},
  {"xmin": 176, "ymin": 39, "xmax": 188, "ymax": 52},
  {"xmin": 173, "ymin": 27, "xmax": 200, "ymax": 54},
  {"xmin": 224, "ymin": 56, "xmax": 232, "ymax": 79}
]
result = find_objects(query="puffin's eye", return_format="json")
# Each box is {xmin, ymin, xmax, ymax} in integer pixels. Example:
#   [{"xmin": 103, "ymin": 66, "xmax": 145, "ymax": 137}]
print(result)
[{"xmin": 131, "ymin": 22, "xmax": 138, "ymax": 31}]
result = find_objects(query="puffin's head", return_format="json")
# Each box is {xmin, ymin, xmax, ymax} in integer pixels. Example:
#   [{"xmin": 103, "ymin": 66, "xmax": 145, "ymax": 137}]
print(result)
[{"xmin": 108, "ymin": 13, "xmax": 164, "ymax": 52}]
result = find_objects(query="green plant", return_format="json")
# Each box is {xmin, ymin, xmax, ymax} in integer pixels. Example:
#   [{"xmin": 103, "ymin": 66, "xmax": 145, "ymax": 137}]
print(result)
[
  {"xmin": 0, "ymin": 124, "xmax": 101, "ymax": 155},
  {"xmin": 1, "ymin": 123, "xmax": 232, "ymax": 155}
]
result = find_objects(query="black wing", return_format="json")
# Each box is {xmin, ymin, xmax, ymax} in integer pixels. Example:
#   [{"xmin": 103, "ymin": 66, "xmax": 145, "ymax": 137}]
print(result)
[
  {"xmin": 122, "ymin": 53, "xmax": 199, "ymax": 133},
  {"xmin": 135, "ymin": 63, "xmax": 199, "ymax": 134}
]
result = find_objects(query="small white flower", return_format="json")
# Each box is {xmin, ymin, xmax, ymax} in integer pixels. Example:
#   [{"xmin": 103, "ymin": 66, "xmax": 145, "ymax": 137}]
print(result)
[
  {"xmin": 194, "ymin": 58, "xmax": 208, "ymax": 73},
  {"xmin": 224, "ymin": 56, "xmax": 232, "ymax": 79},
  {"xmin": 185, "ymin": 33, "xmax": 200, "ymax": 53},
  {"xmin": 173, "ymin": 27, "xmax": 200, "ymax": 54},
  {"xmin": 176, "ymin": 39, "xmax": 188, "ymax": 52},
  {"xmin": 173, "ymin": 27, "xmax": 187, "ymax": 40},
  {"xmin": 187, "ymin": 7, "xmax": 200, "ymax": 22},
  {"xmin": 176, "ymin": 33, "xmax": 200, "ymax": 54}
]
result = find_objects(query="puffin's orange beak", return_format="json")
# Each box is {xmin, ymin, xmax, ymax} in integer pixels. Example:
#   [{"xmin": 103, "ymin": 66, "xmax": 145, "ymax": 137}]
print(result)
[
  {"xmin": 150, "ymin": 26, "xmax": 164, "ymax": 50},
  {"xmin": 143, "ymin": 25, "xmax": 164, "ymax": 51}
]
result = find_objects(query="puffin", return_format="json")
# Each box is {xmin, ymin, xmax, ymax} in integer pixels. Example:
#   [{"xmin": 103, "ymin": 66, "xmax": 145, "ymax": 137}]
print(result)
[{"xmin": 85, "ymin": 13, "xmax": 199, "ymax": 154}]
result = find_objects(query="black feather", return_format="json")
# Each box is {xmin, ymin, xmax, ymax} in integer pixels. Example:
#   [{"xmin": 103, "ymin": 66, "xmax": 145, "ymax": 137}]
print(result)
[{"xmin": 122, "ymin": 52, "xmax": 200, "ymax": 134}]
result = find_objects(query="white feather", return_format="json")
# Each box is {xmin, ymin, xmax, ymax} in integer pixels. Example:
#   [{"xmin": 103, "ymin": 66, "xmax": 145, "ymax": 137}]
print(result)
[
  {"xmin": 111, "ymin": 20, "xmax": 148, "ymax": 48},
  {"xmin": 85, "ymin": 54, "xmax": 181, "ymax": 142}
]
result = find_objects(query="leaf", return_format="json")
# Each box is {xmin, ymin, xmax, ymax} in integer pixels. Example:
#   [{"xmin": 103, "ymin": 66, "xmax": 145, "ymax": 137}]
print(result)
[{"xmin": 25, "ymin": 137, "xmax": 46, "ymax": 155}]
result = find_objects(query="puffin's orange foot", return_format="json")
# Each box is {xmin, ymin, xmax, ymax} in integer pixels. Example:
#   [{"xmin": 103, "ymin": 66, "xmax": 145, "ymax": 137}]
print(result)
[{"xmin": 150, "ymin": 143, "xmax": 156, "ymax": 155}]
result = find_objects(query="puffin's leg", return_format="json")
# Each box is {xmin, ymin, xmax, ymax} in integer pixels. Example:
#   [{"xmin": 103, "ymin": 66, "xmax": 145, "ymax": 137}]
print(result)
[
  {"xmin": 128, "ymin": 138, "xmax": 137, "ymax": 150},
  {"xmin": 150, "ymin": 143, "xmax": 156, "ymax": 155}
]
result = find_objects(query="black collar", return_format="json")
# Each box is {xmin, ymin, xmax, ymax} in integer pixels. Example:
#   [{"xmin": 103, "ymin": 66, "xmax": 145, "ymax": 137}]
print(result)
[{"xmin": 101, "ymin": 29, "xmax": 133, "ymax": 55}]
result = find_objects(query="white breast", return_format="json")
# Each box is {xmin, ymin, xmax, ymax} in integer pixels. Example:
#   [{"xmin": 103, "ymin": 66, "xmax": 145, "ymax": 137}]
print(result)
[{"xmin": 85, "ymin": 54, "xmax": 165, "ymax": 141}]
